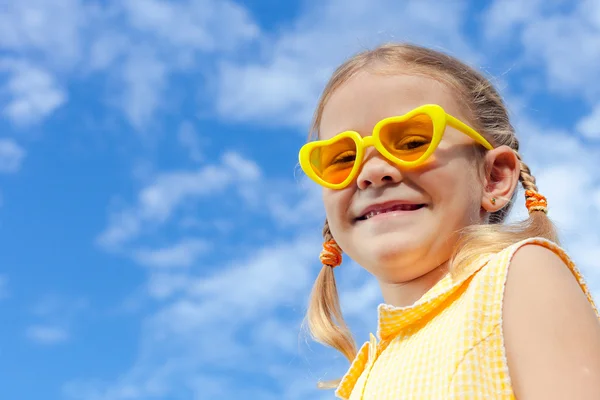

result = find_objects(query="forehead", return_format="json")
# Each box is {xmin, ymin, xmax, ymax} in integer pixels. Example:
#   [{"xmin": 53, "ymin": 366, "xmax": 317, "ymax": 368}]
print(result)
[{"xmin": 319, "ymin": 71, "xmax": 467, "ymax": 139}]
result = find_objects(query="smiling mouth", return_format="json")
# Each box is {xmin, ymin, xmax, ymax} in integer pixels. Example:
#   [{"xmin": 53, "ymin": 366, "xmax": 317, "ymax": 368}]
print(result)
[{"xmin": 357, "ymin": 204, "xmax": 426, "ymax": 221}]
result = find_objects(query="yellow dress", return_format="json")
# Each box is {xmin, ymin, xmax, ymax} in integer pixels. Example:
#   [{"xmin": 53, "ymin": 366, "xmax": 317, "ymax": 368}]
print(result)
[{"xmin": 335, "ymin": 238, "xmax": 599, "ymax": 400}]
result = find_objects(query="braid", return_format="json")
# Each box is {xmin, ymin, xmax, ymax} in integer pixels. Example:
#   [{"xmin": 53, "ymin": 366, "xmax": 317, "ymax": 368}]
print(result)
[
  {"xmin": 514, "ymin": 152, "xmax": 550, "ymax": 215},
  {"xmin": 323, "ymin": 219, "xmax": 334, "ymax": 242},
  {"xmin": 305, "ymin": 219, "xmax": 357, "ymax": 377},
  {"xmin": 516, "ymin": 152, "xmax": 539, "ymax": 193}
]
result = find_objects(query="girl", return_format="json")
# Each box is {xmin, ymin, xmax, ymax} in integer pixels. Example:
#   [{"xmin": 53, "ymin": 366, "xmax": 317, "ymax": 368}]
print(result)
[{"xmin": 299, "ymin": 43, "xmax": 600, "ymax": 399}]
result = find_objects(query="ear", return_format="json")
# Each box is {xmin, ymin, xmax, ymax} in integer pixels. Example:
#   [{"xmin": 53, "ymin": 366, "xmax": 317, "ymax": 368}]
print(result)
[{"xmin": 481, "ymin": 145, "xmax": 520, "ymax": 212}]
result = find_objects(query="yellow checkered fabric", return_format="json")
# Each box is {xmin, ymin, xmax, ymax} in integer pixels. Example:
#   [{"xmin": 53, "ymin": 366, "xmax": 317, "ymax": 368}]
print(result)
[{"xmin": 335, "ymin": 238, "xmax": 599, "ymax": 399}]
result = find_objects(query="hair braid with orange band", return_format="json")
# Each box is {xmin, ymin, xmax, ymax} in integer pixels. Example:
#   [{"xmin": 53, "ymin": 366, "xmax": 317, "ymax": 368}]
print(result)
[
  {"xmin": 516, "ymin": 154, "xmax": 549, "ymax": 214},
  {"xmin": 306, "ymin": 220, "xmax": 356, "ymax": 381},
  {"xmin": 320, "ymin": 238, "xmax": 342, "ymax": 268}
]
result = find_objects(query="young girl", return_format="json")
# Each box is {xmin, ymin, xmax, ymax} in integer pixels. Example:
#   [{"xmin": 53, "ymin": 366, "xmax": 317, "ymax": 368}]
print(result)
[{"xmin": 299, "ymin": 43, "xmax": 600, "ymax": 399}]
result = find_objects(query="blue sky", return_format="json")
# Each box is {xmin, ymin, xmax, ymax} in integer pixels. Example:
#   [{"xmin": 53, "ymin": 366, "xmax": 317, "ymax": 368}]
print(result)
[{"xmin": 1, "ymin": 0, "xmax": 600, "ymax": 399}]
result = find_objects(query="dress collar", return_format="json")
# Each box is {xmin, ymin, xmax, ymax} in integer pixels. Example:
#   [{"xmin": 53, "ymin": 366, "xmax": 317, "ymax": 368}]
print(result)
[{"xmin": 377, "ymin": 253, "xmax": 492, "ymax": 340}]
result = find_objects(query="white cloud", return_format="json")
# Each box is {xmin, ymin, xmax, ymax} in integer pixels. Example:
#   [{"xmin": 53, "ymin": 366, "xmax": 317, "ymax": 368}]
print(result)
[
  {"xmin": 576, "ymin": 103, "xmax": 600, "ymax": 139},
  {"xmin": 177, "ymin": 121, "xmax": 203, "ymax": 162},
  {"xmin": 87, "ymin": 30, "xmax": 128, "ymax": 71},
  {"xmin": 96, "ymin": 211, "xmax": 143, "ymax": 253},
  {"xmin": 215, "ymin": 60, "xmax": 322, "ymax": 127},
  {"xmin": 25, "ymin": 295, "xmax": 87, "ymax": 345},
  {"xmin": 133, "ymin": 238, "xmax": 209, "ymax": 268},
  {"xmin": 64, "ymin": 234, "xmax": 332, "ymax": 400},
  {"xmin": 512, "ymin": 115, "xmax": 600, "ymax": 229},
  {"xmin": 146, "ymin": 272, "xmax": 189, "ymax": 300},
  {"xmin": 221, "ymin": 151, "xmax": 261, "ymax": 181},
  {"xmin": 482, "ymin": 0, "xmax": 546, "ymax": 41},
  {"xmin": 32, "ymin": 295, "xmax": 88, "ymax": 318},
  {"xmin": 120, "ymin": 47, "xmax": 168, "ymax": 129},
  {"xmin": 535, "ymin": 163, "xmax": 597, "ymax": 233},
  {"xmin": 136, "ymin": 165, "xmax": 228, "ymax": 220},
  {"xmin": 122, "ymin": 0, "xmax": 259, "ymax": 53},
  {"xmin": 339, "ymin": 278, "xmax": 382, "ymax": 319},
  {"xmin": 0, "ymin": 139, "xmax": 26, "ymax": 173},
  {"xmin": 1, "ymin": 60, "xmax": 66, "ymax": 124},
  {"xmin": 111, "ymin": 0, "xmax": 260, "ymax": 127},
  {"xmin": 0, "ymin": 0, "xmax": 85, "ymax": 66},
  {"xmin": 26, "ymin": 325, "xmax": 69, "ymax": 345},
  {"xmin": 249, "ymin": 317, "xmax": 302, "ymax": 355},
  {"xmin": 187, "ymin": 236, "xmax": 317, "ymax": 313},
  {"xmin": 0, "ymin": 0, "xmax": 260, "ymax": 127},
  {"xmin": 484, "ymin": 0, "xmax": 600, "ymax": 99},
  {"xmin": 214, "ymin": 0, "xmax": 477, "ymax": 126},
  {"xmin": 263, "ymin": 180, "xmax": 325, "ymax": 227},
  {"xmin": 96, "ymin": 152, "xmax": 261, "ymax": 250}
]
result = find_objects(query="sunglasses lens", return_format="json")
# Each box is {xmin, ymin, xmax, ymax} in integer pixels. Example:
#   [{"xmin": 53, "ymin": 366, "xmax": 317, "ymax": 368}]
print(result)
[
  {"xmin": 309, "ymin": 136, "xmax": 357, "ymax": 185},
  {"xmin": 380, "ymin": 113, "xmax": 434, "ymax": 162}
]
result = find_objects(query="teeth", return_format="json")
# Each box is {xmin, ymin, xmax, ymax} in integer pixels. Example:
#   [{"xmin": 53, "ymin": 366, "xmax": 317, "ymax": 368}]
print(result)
[
  {"xmin": 365, "ymin": 210, "xmax": 382, "ymax": 219},
  {"xmin": 364, "ymin": 204, "xmax": 421, "ymax": 219}
]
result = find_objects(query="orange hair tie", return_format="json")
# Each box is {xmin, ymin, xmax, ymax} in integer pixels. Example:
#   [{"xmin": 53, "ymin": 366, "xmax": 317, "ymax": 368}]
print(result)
[
  {"xmin": 320, "ymin": 239, "xmax": 342, "ymax": 268},
  {"xmin": 525, "ymin": 190, "xmax": 548, "ymax": 214}
]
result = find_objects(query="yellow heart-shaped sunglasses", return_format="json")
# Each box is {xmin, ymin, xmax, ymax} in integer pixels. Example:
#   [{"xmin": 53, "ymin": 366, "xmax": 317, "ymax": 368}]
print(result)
[{"xmin": 299, "ymin": 104, "xmax": 494, "ymax": 189}]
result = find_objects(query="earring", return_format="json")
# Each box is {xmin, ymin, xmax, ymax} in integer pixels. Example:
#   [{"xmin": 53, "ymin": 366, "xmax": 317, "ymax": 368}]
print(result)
[
  {"xmin": 490, "ymin": 197, "xmax": 497, "ymax": 205},
  {"xmin": 320, "ymin": 239, "xmax": 342, "ymax": 268}
]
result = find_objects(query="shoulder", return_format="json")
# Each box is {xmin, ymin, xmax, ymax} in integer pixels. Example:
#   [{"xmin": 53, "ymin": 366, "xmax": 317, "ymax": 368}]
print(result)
[
  {"xmin": 504, "ymin": 240, "xmax": 597, "ymax": 314},
  {"xmin": 505, "ymin": 240, "xmax": 592, "ymax": 298},
  {"xmin": 503, "ymin": 241, "xmax": 600, "ymax": 399}
]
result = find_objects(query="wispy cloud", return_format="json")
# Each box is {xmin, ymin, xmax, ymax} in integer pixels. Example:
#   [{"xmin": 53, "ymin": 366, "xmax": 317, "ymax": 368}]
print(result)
[
  {"xmin": 177, "ymin": 121, "xmax": 203, "ymax": 162},
  {"xmin": 25, "ymin": 295, "xmax": 88, "ymax": 345},
  {"xmin": 483, "ymin": 0, "xmax": 600, "ymax": 99},
  {"xmin": 26, "ymin": 325, "xmax": 69, "ymax": 345},
  {"xmin": 0, "ymin": 0, "xmax": 260, "ymax": 128},
  {"xmin": 119, "ymin": 47, "xmax": 168, "ymax": 129},
  {"xmin": 214, "ymin": 0, "xmax": 476, "ymax": 127},
  {"xmin": 577, "ymin": 103, "xmax": 600, "ymax": 139},
  {"xmin": 96, "ymin": 152, "xmax": 261, "ymax": 251},
  {"xmin": 133, "ymin": 238, "xmax": 209, "ymax": 268},
  {"xmin": 122, "ymin": 0, "xmax": 259, "ymax": 52},
  {"xmin": 110, "ymin": 0, "xmax": 260, "ymax": 127},
  {"xmin": 0, "ymin": 0, "xmax": 85, "ymax": 66},
  {"xmin": 482, "ymin": 0, "xmax": 546, "ymax": 42},
  {"xmin": 64, "ymin": 233, "xmax": 334, "ymax": 399},
  {"xmin": 0, "ymin": 139, "xmax": 25, "ymax": 173},
  {"xmin": 0, "ymin": 60, "xmax": 66, "ymax": 124},
  {"xmin": 262, "ymin": 180, "xmax": 325, "ymax": 228},
  {"xmin": 0, "ymin": 0, "xmax": 83, "ymax": 125}
]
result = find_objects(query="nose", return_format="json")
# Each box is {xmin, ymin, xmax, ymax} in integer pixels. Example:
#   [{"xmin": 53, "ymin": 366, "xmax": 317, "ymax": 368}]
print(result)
[{"xmin": 356, "ymin": 152, "xmax": 403, "ymax": 190}]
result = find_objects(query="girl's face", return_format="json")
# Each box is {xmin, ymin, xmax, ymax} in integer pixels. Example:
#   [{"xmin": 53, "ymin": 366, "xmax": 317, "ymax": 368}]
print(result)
[{"xmin": 320, "ymin": 71, "xmax": 488, "ymax": 284}]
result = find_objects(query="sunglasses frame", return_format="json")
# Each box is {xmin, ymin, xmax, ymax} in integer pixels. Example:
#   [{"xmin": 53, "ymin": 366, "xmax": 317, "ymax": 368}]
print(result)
[{"xmin": 299, "ymin": 104, "xmax": 494, "ymax": 190}]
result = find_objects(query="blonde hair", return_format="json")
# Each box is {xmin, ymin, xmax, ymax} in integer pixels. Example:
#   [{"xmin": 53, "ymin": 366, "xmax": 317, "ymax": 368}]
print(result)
[{"xmin": 305, "ymin": 43, "xmax": 558, "ymax": 388}]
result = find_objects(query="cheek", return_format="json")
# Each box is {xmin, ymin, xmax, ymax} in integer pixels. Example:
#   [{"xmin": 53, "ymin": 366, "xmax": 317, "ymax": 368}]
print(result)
[
  {"xmin": 322, "ymin": 189, "xmax": 353, "ymax": 235},
  {"xmin": 322, "ymin": 191, "xmax": 335, "ymax": 220},
  {"xmin": 423, "ymin": 158, "xmax": 483, "ymax": 210}
]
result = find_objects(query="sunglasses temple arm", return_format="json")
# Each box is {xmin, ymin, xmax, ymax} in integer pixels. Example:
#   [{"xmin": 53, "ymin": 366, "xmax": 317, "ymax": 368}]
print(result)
[{"xmin": 446, "ymin": 114, "xmax": 493, "ymax": 150}]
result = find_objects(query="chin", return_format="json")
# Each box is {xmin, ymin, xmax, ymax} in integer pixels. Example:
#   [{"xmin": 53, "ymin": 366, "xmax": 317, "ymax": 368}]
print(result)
[{"xmin": 356, "ymin": 231, "xmax": 436, "ymax": 282}]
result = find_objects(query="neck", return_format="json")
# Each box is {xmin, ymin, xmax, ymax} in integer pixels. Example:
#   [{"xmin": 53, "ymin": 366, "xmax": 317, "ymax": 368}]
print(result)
[{"xmin": 378, "ymin": 261, "xmax": 449, "ymax": 307}]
